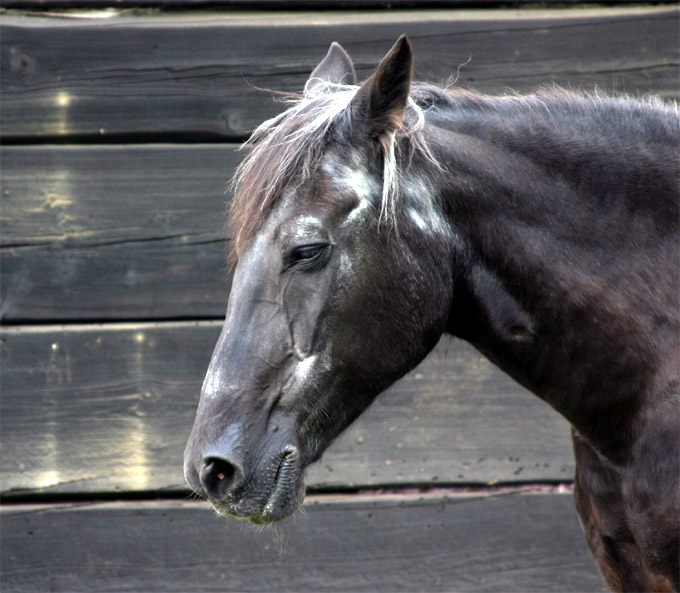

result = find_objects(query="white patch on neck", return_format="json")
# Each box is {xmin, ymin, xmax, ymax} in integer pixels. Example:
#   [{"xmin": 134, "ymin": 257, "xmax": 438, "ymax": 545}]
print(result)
[
  {"xmin": 403, "ymin": 176, "xmax": 452, "ymax": 238},
  {"xmin": 408, "ymin": 208, "xmax": 428, "ymax": 232}
]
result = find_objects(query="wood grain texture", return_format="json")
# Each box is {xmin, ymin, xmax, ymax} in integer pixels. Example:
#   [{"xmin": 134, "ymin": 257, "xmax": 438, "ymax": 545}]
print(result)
[
  {"xmin": 2, "ymin": 7, "xmax": 677, "ymax": 141},
  {"xmin": 1, "ymin": 145, "xmax": 235, "ymax": 321},
  {"xmin": 1, "ymin": 492, "xmax": 607, "ymax": 592},
  {"xmin": 0, "ymin": 322, "xmax": 575, "ymax": 496},
  {"xmin": 0, "ymin": 0, "xmax": 588, "ymax": 8}
]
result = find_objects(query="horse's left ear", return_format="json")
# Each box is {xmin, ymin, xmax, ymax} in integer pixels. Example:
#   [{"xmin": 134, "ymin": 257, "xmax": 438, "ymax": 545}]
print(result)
[
  {"xmin": 305, "ymin": 42, "xmax": 357, "ymax": 95},
  {"xmin": 350, "ymin": 35, "xmax": 413, "ymax": 141}
]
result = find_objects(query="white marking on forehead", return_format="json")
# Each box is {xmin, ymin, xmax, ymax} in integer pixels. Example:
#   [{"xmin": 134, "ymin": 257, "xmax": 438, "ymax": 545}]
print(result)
[
  {"xmin": 274, "ymin": 192, "xmax": 326, "ymax": 242},
  {"xmin": 324, "ymin": 160, "xmax": 378, "ymax": 225},
  {"xmin": 345, "ymin": 196, "xmax": 372, "ymax": 224},
  {"xmin": 291, "ymin": 214, "xmax": 323, "ymax": 237},
  {"xmin": 339, "ymin": 166, "xmax": 375, "ymax": 201}
]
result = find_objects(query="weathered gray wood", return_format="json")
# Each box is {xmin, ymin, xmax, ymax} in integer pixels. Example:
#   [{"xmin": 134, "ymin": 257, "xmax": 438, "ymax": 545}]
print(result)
[
  {"xmin": 1, "ymin": 145, "xmax": 236, "ymax": 321},
  {"xmin": 0, "ymin": 322, "xmax": 575, "ymax": 496},
  {"xmin": 0, "ymin": 0, "xmax": 590, "ymax": 8},
  {"xmin": 1, "ymin": 492, "xmax": 607, "ymax": 592},
  {"xmin": 2, "ymin": 7, "xmax": 677, "ymax": 141}
]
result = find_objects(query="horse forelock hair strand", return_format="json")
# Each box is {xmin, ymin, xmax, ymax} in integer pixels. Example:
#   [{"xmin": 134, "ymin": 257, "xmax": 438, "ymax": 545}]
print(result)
[{"xmin": 228, "ymin": 81, "xmax": 438, "ymax": 265}]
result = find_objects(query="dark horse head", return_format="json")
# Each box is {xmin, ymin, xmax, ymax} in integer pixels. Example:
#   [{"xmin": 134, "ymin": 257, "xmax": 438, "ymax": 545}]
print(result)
[
  {"xmin": 184, "ymin": 38, "xmax": 679, "ymax": 590},
  {"xmin": 184, "ymin": 37, "xmax": 455, "ymax": 522}
]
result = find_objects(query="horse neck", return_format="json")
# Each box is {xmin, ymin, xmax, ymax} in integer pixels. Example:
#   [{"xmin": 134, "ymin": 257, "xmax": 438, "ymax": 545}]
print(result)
[{"xmin": 421, "ymin": 96, "xmax": 679, "ymax": 463}]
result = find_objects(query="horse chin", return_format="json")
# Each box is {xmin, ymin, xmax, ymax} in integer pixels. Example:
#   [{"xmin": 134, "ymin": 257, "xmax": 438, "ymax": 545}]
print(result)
[
  {"xmin": 210, "ymin": 488, "xmax": 304, "ymax": 525},
  {"xmin": 250, "ymin": 479, "xmax": 306, "ymax": 525}
]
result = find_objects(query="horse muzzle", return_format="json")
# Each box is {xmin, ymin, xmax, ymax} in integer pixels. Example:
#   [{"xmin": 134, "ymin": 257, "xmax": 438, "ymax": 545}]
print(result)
[{"xmin": 184, "ymin": 434, "xmax": 306, "ymax": 524}]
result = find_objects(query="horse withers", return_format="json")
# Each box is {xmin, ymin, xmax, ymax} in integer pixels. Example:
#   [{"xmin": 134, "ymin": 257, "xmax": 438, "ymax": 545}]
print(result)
[{"xmin": 184, "ymin": 37, "xmax": 679, "ymax": 592}]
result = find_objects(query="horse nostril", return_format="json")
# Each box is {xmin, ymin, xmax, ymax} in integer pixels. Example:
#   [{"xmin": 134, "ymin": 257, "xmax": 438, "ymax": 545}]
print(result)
[{"xmin": 200, "ymin": 456, "xmax": 243, "ymax": 499}]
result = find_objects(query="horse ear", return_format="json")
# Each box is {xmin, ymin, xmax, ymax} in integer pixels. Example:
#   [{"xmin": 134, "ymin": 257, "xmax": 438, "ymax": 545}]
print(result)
[
  {"xmin": 305, "ymin": 42, "xmax": 357, "ymax": 94},
  {"xmin": 350, "ymin": 35, "xmax": 413, "ymax": 141}
]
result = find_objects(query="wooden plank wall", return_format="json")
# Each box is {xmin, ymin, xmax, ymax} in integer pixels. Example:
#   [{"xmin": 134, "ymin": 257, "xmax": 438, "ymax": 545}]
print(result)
[{"xmin": 1, "ymin": 3, "xmax": 677, "ymax": 591}]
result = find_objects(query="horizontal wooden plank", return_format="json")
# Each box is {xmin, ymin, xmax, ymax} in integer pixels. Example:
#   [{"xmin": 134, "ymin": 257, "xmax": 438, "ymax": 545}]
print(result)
[
  {"xmin": 2, "ymin": 7, "xmax": 677, "ymax": 141},
  {"xmin": 0, "ymin": 0, "xmax": 596, "ymax": 9},
  {"xmin": 0, "ymin": 492, "xmax": 607, "ymax": 592},
  {"xmin": 1, "ymin": 145, "xmax": 236, "ymax": 321},
  {"xmin": 0, "ymin": 322, "xmax": 575, "ymax": 496}
]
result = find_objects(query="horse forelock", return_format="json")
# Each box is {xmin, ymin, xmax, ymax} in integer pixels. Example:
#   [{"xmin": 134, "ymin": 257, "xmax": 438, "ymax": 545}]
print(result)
[
  {"xmin": 228, "ymin": 83, "xmax": 437, "ymax": 265},
  {"xmin": 228, "ymin": 84, "xmax": 355, "ymax": 265}
]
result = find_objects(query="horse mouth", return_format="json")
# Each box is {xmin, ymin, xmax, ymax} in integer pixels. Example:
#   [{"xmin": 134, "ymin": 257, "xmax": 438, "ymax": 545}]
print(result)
[
  {"xmin": 255, "ymin": 446, "xmax": 303, "ymax": 524},
  {"xmin": 212, "ymin": 446, "xmax": 305, "ymax": 525}
]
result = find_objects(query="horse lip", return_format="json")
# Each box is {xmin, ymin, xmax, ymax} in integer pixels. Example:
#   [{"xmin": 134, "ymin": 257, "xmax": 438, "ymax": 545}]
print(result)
[
  {"xmin": 275, "ymin": 446, "xmax": 300, "ymax": 482},
  {"xmin": 257, "ymin": 446, "xmax": 302, "ymax": 523}
]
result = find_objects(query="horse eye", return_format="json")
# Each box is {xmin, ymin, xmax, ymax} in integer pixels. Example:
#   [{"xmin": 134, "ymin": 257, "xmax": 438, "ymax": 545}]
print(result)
[{"xmin": 287, "ymin": 244, "xmax": 330, "ymax": 270}]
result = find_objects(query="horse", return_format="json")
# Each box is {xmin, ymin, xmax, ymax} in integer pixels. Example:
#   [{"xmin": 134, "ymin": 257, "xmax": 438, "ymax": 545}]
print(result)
[{"xmin": 184, "ymin": 37, "xmax": 679, "ymax": 592}]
